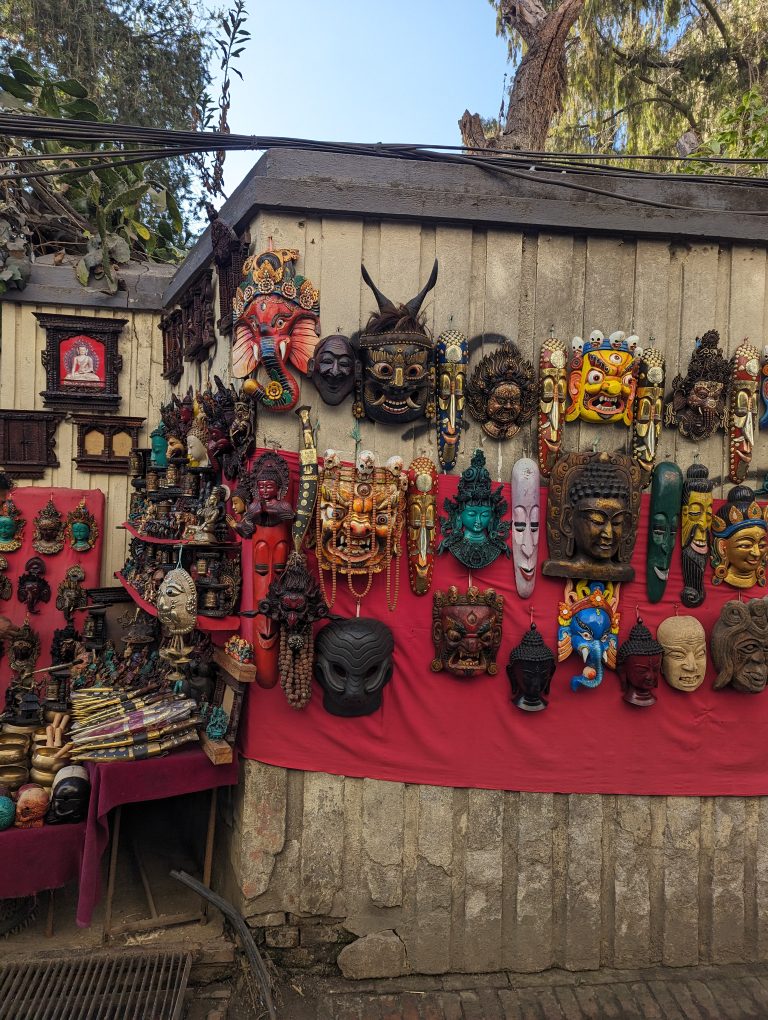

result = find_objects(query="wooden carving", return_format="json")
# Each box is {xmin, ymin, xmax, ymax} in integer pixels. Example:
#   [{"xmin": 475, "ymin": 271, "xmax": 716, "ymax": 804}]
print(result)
[
  {"xmin": 160, "ymin": 308, "xmax": 184, "ymax": 385},
  {"xmin": 208, "ymin": 207, "xmax": 249, "ymax": 335},
  {"xmin": 0, "ymin": 409, "xmax": 64, "ymax": 478},
  {"xmin": 36, "ymin": 313, "xmax": 125, "ymax": 412},
  {"xmin": 71, "ymin": 413, "xmax": 146, "ymax": 474}
]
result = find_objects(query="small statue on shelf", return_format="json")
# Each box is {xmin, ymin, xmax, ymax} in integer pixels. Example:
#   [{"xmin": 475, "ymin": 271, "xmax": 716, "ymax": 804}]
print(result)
[
  {"xmin": 185, "ymin": 485, "xmax": 231, "ymax": 545},
  {"xmin": 50, "ymin": 620, "xmax": 82, "ymax": 667},
  {"xmin": 32, "ymin": 497, "xmax": 65, "ymax": 555},
  {"xmin": 17, "ymin": 556, "xmax": 50, "ymax": 614},
  {"xmin": 225, "ymin": 635, "xmax": 253, "ymax": 663},
  {"xmin": 55, "ymin": 564, "xmax": 87, "ymax": 619}
]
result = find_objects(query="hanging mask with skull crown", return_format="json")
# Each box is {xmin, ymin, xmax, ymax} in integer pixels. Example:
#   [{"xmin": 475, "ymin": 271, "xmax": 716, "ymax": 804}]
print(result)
[
  {"xmin": 406, "ymin": 457, "xmax": 438, "ymax": 596},
  {"xmin": 435, "ymin": 329, "xmax": 468, "ymax": 470},
  {"xmin": 466, "ymin": 341, "xmax": 537, "ymax": 441},
  {"xmin": 430, "ymin": 585, "xmax": 504, "ymax": 678},
  {"xmin": 538, "ymin": 336, "xmax": 567, "ymax": 477},
  {"xmin": 728, "ymin": 341, "xmax": 760, "ymax": 484},
  {"xmin": 632, "ymin": 346, "xmax": 665, "ymax": 485},
  {"xmin": 664, "ymin": 330, "xmax": 730, "ymax": 441},
  {"xmin": 567, "ymin": 331, "xmax": 641, "ymax": 426},
  {"xmin": 353, "ymin": 260, "xmax": 438, "ymax": 425}
]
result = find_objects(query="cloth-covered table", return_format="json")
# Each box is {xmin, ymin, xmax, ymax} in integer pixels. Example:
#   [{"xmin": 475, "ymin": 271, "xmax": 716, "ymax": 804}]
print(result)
[
  {"xmin": 76, "ymin": 747, "xmax": 239, "ymax": 927},
  {"xmin": 0, "ymin": 821, "xmax": 85, "ymax": 899}
]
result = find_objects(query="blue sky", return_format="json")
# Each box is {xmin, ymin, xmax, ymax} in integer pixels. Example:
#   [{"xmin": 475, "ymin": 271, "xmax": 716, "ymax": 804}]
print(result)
[{"xmin": 221, "ymin": 0, "xmax": 511, "ymax": 196}]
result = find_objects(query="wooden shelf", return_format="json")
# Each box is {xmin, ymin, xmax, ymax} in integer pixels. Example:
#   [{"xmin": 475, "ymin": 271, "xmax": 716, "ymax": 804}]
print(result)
[
  {"xmin": 120, "ymin": 522, "xmax": 239, "ymax": 549},
  {"xmin": 213, "ymin": 647, "xmax": 257, "ymax": 684},
  {"xmin": 114, "ymin": 572, "xmax": 240, "ymax": 633}
]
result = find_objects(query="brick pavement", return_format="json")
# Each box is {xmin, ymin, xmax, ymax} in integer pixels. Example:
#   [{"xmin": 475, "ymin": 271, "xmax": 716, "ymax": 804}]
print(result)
[{"xmin": 275, "ymin": 963, "xmax": 768, "ymax": 1019}]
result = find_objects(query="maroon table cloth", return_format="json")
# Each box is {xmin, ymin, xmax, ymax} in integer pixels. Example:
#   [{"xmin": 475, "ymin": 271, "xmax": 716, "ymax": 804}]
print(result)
[
  {"xmin": 76, "ymin": 747, "xmax": 239, "ymax": 927},
  {"xmin": 0, "ymin": 821, "xmax": 85, "ymax": 899},
  {"xmin": 239, "ymin": 450, "xmax": 768, "ymax": 799}
]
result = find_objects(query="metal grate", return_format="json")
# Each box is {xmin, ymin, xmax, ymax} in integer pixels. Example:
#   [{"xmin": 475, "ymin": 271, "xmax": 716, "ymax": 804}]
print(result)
[{"xmin": 0, "ymin": 949, "xmax": 192, "ymax": 1020}]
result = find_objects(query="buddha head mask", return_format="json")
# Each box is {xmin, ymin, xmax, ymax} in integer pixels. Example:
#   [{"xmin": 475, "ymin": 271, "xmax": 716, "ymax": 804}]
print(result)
[
  {"xmin": 617, "ymin": 618, "xmax": 663, "ymax": 707},
  {"xmin": 309, "ymin": 334, "xmax": 356, "ymax": 405},
  {"xmin": 507, "ymin": 623, "xmax": 556, "ymax": 712},
  {"xmin": 66, "ymin": 499, "xmax": 98, "ymax": 553},
  {"xmin": 664, "ymin": 330, "xmax": 730, "ymax": 441},
  {"xmin": 431, "ymin": 586, "xmax": 504, "ymax": 678},
  {"xmin": 406, "ymin": 457, "xmax": 438, "ymax": 596},
  {"xmin": 435, "ymin": 329, "xmax": 468, "ymax": 470},
  {"xmin": 680, "ymin": 464, "xmax": 714, "ymax": 609},
  {"xmin": 657, "ymin": 615, "xmax": 707, "ymax": 692},
  {"xmin": 712, "ymin": 598, "xmax": 768, "ymax": 694},
  {"xmin": 0, "ymin": 499, "xmax": 24, "ymax": 553},
  {"xmin": 543, "ymin": 451, "xmax": 641, "ymax": 583},
  {"xmin": 510, "ymin": 458, "xmax": 540, "ymax": 598},
  {"xmin": 558, "ymin": 580, "xmax": 620, "ymax": 691},
  {"xmin": 728, "ymin": 341, "xmax": 760, "ymax": 483},
  {"xmin": 353, "ymin": 260, "xmax": 438, "ymax": 425},
  {"xmin": 646, "ymin": 461, "xmax": 683, "ymax": 604},
  {"xmin": 150, "ymin": 422, "xmax": 168, "ymax": 468},
  {"xmin": 438, "ymin": 449, "xmax": 510, "ymax": 571},
  {"xmin": 32, "ymin": 498, "xmax": 64, "ymax": 555},
  {"xmin": 466, "ymin": 341, "xmax": 537, "ymax": 440},
  {"xmin": 566, "ymin": 331, "xmax": 640, "ymax": 425},
  {"xmin": 232, "ymin": 247, "xmax": 320, "ymax": 412},
  {"xmin": 632, "ymin": 346, "xmax": 665, "ymax": 483},
  {"xmin": 711, "ymin": 486, "xmax": 768, "ymax": 589},
  {"xmin": 315, "ymin": 618, "xmax": 394, "ymax": 717},
  {"xmin": 538, "ymin": 336, "xmax": 567, "ymax": 477}
]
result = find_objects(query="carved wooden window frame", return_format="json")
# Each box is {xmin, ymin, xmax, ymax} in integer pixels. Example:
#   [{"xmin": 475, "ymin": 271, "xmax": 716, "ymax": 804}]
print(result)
[
  {"xmin": 160, "ymin": 308, "xmax": 184, "ymax": 385},
  {"xmin": 71, "ymin": 413, "xmax": 146, "ymax": 474},
  {"xmin": 211, "ymin": 216, "xmax": 249, "ymax": 335},
  {"xmin": 0, "ymin": 409, "xmax": 64, "ymax": 478},
  {"xmin": 36, "ymin": 313, "xmax": 125, "ymax": 412}
]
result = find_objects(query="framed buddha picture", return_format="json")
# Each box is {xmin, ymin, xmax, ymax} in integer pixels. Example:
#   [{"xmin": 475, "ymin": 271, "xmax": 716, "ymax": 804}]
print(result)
[{"xmin": 37, "ymin": 313, "xmax": 125, "ymax": 411}]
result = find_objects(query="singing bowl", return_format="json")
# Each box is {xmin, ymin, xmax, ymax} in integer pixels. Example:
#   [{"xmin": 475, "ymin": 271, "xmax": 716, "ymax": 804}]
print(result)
[
  {"xmin": 30, "ymin": 766, "xmax": 58, "ymax": 786},
  {"xmin": 0, "ymin": 745, "xmax": 27, "ymax": 766},
  {"xmin": 0, "ymin": 765, "xmax": 29, "ymax": 790},
  {"xmin": 31, "ymin": 750, "xmax": 67, "ymax": 773},
  {"xmin": 0, "ymin": 734, "xmax": 30, "ymax": 751},
  {"xmin": 2, "ymin": 722, "xmax": 39, "ymax": 735}
]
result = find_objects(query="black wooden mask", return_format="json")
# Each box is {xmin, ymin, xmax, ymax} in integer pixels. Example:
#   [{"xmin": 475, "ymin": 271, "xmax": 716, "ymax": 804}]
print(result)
[
  {"xmin": 314, "ymin": 617, "xmax": 394, "ymax": 716},
  {"xmin": 309, "ymin": 334, "xmax": 356, "ymax": 405}
]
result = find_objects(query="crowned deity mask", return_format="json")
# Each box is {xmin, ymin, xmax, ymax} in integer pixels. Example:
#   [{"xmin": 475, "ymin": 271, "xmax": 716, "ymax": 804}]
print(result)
[
  {"xmin": 0, "ymin": 499, "xmax": 24, "ymax": 554},
  {"xmin": 543, "ymin": 451, "xmax": 641, "ymax": 583},
  {"xmin": 711, "ymin": 486, "xmax": 768, "ymax": 589},
  {"xmin": 712, "ymin": 599, "xmax": 768, "ymax": 694},
  {"xmin": 679, "ymin": 464, "xmax": 714, "ymax": 609},
  {"xmin": 510, "ymin": 458, "xmax": 540, "ymax": 598},
  {"xmin": 507, "ymin": 623, "xmax": 556, "ymax": 712},
  {"xmin": 235, "ymin": 452, "xmax": 294, "ymax": 539},
  {"xmin": 435, "ymin": 329, "xmax": 468, "ymax": 470},
  {"xmin": 558, "ymin": 581, "xmax": 620, "ymax": 691},
  {"xmin": 32, "ymin": 497, "xmax": 65, "ymax": 555},
  {"xmin": 353, "ymin": 260, "xmax": 438, "ymax": 425},
  {"xmin": 17, "ymin": 557, "xmax": 50, "ymax": 615},
  {"xmin": 309, "ymin": 334, "xmax": 356, "ymax": 405},
  {"xmin": 66, "ymin": 499, "xmax": 98, "ymax": 553},
  {"xmin": 632, "ymin": 346, "xmax": 665, "ymax": 484},
  {"xmin": 406, "ymin": 457, "xmax": 438, "ymax": 596},
  {"xmin": 617, "ymin": 619, "xmax": 663, "ymax": 707},
  {"xmin": 647, "ymin": 461, "xmax": 683, "ymax": 604},
  {"xmin": 538, "ymin": 336, "xmax": 567, "ymax": 477},
  {"xmin": 665, "ymin": 330, "xmax": 730, "ymax": 441},
  {"xmin": 316, "ymin": 454, "xmax": 407, "ymax": 611},
  {"xmin": 728, "ymin": 341, "xmax": 760, "ymax": 483},
  {"xmin": 657, "ymin": 615, "xmax": 706, "ymax": 692},
  {"xmin": 438, "ymin": 449, "xmax": 510, "ymax": 571},
  {"xmin": 466, "ymin": 341, "xmax": 537, "ymax": 440},
  {"xmin": 315, "ymin": 618, "xmax": 394, "ymax": 716},
  {"xmin": 566, "ymin": 331, "xmax": 640, "ymax": 425},
  {"xmin": 232, "ymin": 247, "xmax": 320, "ymax": 412},
  {"xmin": 150, "ymin": 422, "xmax": 168, "ymax": 468},
  {"xmin": 431, "ymin": 586, "xmax": 504, "ymax": 678}
]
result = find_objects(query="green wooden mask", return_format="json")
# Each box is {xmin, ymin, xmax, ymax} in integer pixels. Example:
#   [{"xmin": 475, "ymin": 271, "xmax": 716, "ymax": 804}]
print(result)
[{"xmin": 646, "ymin": 461, "xmax": 684, "ymax": 603}]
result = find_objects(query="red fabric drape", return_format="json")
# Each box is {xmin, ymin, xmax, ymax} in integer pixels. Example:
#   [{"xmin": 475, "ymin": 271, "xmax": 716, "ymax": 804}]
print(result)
[{"xmin": 239, "ymin": 451, "xmax": 768, "ymax": 797}]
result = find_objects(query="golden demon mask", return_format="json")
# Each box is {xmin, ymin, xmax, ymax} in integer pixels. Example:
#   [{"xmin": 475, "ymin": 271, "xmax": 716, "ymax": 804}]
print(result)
[{"xmin": 566, "ymin": 331, "xmax": 640, "ymax": 426}]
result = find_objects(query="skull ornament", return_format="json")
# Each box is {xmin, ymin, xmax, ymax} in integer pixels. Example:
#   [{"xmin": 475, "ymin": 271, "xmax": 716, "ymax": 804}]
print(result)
[{"xmin": 566, "ymin": 331, "xmax": 640, "ymax": 425}]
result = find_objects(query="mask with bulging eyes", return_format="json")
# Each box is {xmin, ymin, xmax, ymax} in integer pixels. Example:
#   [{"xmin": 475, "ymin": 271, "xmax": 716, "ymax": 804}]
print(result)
[{"xmin": 314, "ymin": 618, "xmax": 394, "ymax": 716}]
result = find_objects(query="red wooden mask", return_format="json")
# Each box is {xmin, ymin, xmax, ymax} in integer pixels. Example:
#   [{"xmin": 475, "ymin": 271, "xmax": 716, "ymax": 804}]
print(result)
[{"xmin": 251, "ymin": 523, "xmax": 291, "ymax": 688}]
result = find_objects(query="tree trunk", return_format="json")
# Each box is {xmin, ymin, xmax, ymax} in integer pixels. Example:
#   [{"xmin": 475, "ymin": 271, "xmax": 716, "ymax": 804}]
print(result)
[{"xmin": 460, "ymin": 0, "xmax": 586, "ymax": 151}]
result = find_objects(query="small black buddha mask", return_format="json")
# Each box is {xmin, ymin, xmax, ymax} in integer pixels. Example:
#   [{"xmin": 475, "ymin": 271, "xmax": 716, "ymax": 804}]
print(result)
[
  {"xmin": 46, "ymin": 765, "xmax": 90, "ymax": 825},
  {"xmin": 310, "ymin": 334, "xmax": 356, "ymax": 405},
  {"xmin": 507, "ymin": 624, "xmax": 556, "ymax": 712},
  {"xmin": 314, "ymin": 618, "xmax": 394, "ymax": 717}
]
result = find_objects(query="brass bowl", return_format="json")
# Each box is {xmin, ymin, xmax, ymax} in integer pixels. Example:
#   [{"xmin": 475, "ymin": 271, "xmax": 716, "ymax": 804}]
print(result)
[
  {"xmin": 2, "ymin": 722, "xmax": 39, "ymax": 736},
  {"xmin": 0, "ymin": 746, "xmax": 27, "ymax": 766},
  {"xmin": 0, "ymin": 765, "xmax": 29, "ymax": 790},
  {"xmin": 30, "ymin": 767, "xmax": 58, "ymax": 786},
  {"xmin": 31, "ymin": 751, "xmax": 66, "ymax": 773},
  {"xmin": 0, "ymin": 734, "xmax": 30, "ymax": 752}
]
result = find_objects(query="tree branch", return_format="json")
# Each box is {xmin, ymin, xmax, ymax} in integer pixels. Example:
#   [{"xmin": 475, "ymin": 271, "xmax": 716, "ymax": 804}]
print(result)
[
  {"xmin": 698, "ymin": 0, "xmax": 750, "ymax": 78},
  {"xmin": 498, "ymin": 0, "xmax": 548, "ymax": 48}
]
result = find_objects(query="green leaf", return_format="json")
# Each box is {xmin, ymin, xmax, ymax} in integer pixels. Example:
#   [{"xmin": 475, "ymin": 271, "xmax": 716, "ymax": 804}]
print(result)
[
  {"xmin": 0, "ymin": 74, "xmax": 34, "ymax": 101},
  {"xmin": 55, "ymin": 79, "xmax": 88, "ymax": 98},
  {"xmin": 165, "ymin": 189, "xmax": 183, "ymax": 233},
  {"xmin": 75, "ymin": 258, "xmax": 90, "ymax": 286},
  {"xmin": 8, "ymin": 56, "xmax": 42, "ymax": 86},
  {"xmin": 102, "ymin": 183, "xmax": 151, "ymax": 217},
  {"xmin": 61, "ymin": 98, "xmax": 100, "ymax": 120},
  {"xmin": 106, "ymin": 234, "xmax": 131, "ymax": 263},
  {"xmin": 131, "ymin": 219, "xmax": 151, "ymax": 241}
]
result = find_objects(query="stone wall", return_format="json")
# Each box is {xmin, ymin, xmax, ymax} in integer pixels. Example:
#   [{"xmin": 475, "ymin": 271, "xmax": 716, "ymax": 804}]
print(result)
[{"xmin": 217, "ymin": 763, "xmax": 768, "ymax": 978}]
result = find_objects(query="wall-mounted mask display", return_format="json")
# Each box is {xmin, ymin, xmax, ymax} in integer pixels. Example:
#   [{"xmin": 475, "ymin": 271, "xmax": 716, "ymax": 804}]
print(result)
[
  {"xmin": 466, "ymin": 341, "xmax": 536, "ymax": 440},
  {"xmin": 646, "ymin": 461, "xmax": 683, "ymax": 604},
  {"xmin": 507, "ymin": 623, "xmax": 556, "ymax": 712},
  {"xmin": 537, "ymin": 335, "xmax": 567, "ymax": 477},
  {"xmin": 510, "ymin": 458, "xmax": 540, "ymax": 599},
  {"xmin": 657, "ymin": 615, "xmax": 706, "ymax": 692},
  {"xmin": 430, "ymin": 585, "xmax": 504, "ymax": 678},
  {"xmin": 558, "ymin": 581, "xmax": 620, "ymax": 691},
  {"xmin": 8, "ymin": 620, "xmax": 40, "ymax": 675},
  {"xmin": 760, "ymin": 344, "xmax": 768, "ymax": 429},
  {"xmin": 0, "ymin": 499, "xmax": 24, "ymax": 553},
  {"xmin": 353, "ymin": 260, "xmax": 438, "ymax": 425},
  {"xmin": 315, "ymin": 618, "xmax": 394, "ymax": 717},
  {"xmin": 542, "ymin": 451, "xmax": 641, "ymax": 583},
  {"xmin": 0, "ymin": 555, "xmax": 10, "ymax": 601},
  {"xmin": 566, "ymin": 331, "xmax": 640, "ymax": 426},
  {"xmin": 316, "ymin": 453, "xmax": 406, "ymax": 611},
  {"xmin": 232, "ymin": 247, "xmax": 320, "ymax": 412},
  {"xmin": 235, "ymin": 451, "xmax": 294, "ymax": 539},
  {"xmin": 32, "ymin": 497, "xmax": 65, "ymax": 555},
  {"xmin": 186, "ymin": 413, "xmax": 210, "ymax": 468},
  {"xmin": 711, "ymin": 485, "xmax": 768, "ymax": 589},
  {"xmin": 150, "ymin": 422, "xmax": 168, "ymax": 468},
  {"xmin": 406, "ymin": 457, "xmax": 438, "ymax": 596},
  {"xmin": 632, "ymin": 346, "xmax": 665, "ymax": 484},
  {"xmin": 616, "ymin": 618, "xmax": 663, "ymax": 707},
  {"xmin": 664, "ymin": 330, "xmax": 730, "ymax": 441},
  {"xmin": 712, "ymin": 599, "xmax": 768, "ymax": 694},
  {"xmin": 259, "ymin": 551, "xmax": 328, "ymax": 709},
  {"xmin": 156, "ymin": 567, "xmax": 197, "ymax": 636},
  {"xmin": 309, "ymin": 334, "xmax": 356, "ymax": 406},
  {"xmin": 680, "ymin": 464, "xmax": 714, "ymax": 609},
  {"xmin": 16, "ymin": 557, "xmax": 50, "ymax": 615},
  {"xmin": 66, "ymin": 499, "xmax": 98, "ymax": 553},
  {"xmin": 438, "ymin": 449, "xmax": 510, "ymax": 571},
  {"xmin": 435, "ymin": 329, "xmax": 468, "ymax": 470},
  {"xmin": 55, "ymin": 564, "xmax": 88, "ymax": 620},
  {"xmin": 728, "ymin": 341, "xmax": 760, "ymax": 483}
]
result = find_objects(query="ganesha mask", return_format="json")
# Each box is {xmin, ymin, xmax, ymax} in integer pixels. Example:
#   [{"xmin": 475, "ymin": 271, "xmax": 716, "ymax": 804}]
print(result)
[
  {"xmin": 558, "ymin": 580, "xmax": 620, "ymax": 691},
  {"xmin": 430, "ymin": 586, "xmax": 504, "ymax": 678},
  {"xmin": 232, "ymin": 247, "xmax": 320, "ymax": 412}
]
